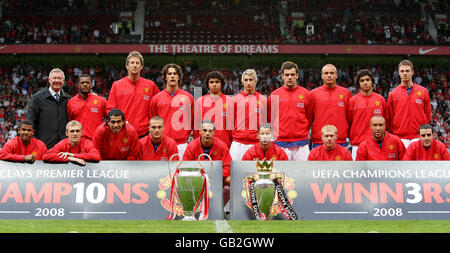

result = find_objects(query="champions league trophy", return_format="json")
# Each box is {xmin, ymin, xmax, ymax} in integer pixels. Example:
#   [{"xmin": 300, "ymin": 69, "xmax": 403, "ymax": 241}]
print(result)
[
  {"xmin": 244, "ymin": 158, "xmax": 298, "ymax": 220},
  {"xmin": 167, "ymin": 154, "xmax": 212, "ymax": 221}
]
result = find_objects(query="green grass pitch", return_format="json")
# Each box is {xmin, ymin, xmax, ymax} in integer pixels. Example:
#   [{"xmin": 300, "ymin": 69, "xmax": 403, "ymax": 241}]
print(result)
[{"xmin": 0, "ymin": 220, "xmax": 449, "ymax": 233}]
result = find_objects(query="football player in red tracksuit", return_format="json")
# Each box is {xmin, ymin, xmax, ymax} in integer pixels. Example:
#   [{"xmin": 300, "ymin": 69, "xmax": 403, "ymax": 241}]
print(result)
[
  {"xmin": 150, "ymin": 63, "xmax": 194, "ymax": 157},
  {"xmin": 139, "ymin": 116, "xmax": 179, "ymax": 161},
  {"xmin": 193, "ymin": 71, "xmax": 232, "ymax": 147},
  {"xmin": 92, "ymin": 109, "xmax": 140, "ymax": 160},
  {"xmin": 242, "ymin": 123, "xmax": 288, "ymax": 161},
  {"xmin": 308, "ymin": 125, "xmax": 352, "ymax": 161},
  {"xmin": 230, "ymin": 69, "xmax": 267, "ymax": 161},
  {"xmin": 386, "ymin": 60, "xmax": 431, "ymax": 148},
  {"xmin": 67, "ymin": 74, "xmax": 107, "ymax": 140},
  {"xmin": 43, "ymin": 120, "xmax": 100, "ymax": 165},
  {"xmin": 347, "ymin": 69, "xmax": 386, "ymax": 160},
  {"xmin": 356, "ymin": 116, "xmax": 406, "ymax": 161},
  {"xmin": 0, "ymin": 120, "xmax": 47, "ymax": 163},
  {"xmin": 183, "ymin": 120, "xmax": 231, "ymax": 186},
  {"xmin": 268, "ymin": 61, "xmax": 314, "ymax": 161},
  {"xmin": 403, "ymin": 124, "xmax": 450, "ymax": 160},
  {"xmin": 311, "ymin": 64, "xmax": 353, "ymax": 148},
  {"xmin": 107, "ymin": 51, "xmax": 159, "ymax": 138}
]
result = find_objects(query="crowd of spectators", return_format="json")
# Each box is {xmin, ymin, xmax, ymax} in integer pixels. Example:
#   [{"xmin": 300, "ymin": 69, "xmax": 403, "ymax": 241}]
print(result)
[
  {"xmin": 1, "ymin": 0, "xmax": 447, "ymax": 45},
  {"xmin": 0, "ymin": 62, "xmax": 448, "ymax": 149},
  {"xmin": 282, "ymin": 0, "xmax": 441, "ymax": 45},
  {"xmin": 0, "ymin": 0, "xmax": 137, "ymax": 44}
]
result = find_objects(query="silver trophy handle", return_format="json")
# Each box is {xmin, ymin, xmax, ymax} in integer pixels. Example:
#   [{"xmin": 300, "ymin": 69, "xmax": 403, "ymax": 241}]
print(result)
[
  {"xmin": 197, "ymin": 153, "xmax": 213, "ymax": 171},
  {"xmin": 168, "ymin": 153, "xmax": 182, "ymax": 176}
]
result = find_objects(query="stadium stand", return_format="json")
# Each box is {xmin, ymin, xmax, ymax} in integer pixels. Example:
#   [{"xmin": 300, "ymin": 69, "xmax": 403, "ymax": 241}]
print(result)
[{"xmin": 0, "ymin": 0, "xmax": 448, "ymax": 149}]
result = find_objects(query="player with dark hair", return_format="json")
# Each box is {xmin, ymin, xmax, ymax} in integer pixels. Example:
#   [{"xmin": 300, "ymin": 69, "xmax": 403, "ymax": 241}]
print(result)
[
  {"xmin": 0, "ymin": 120, "xmax": 47, "ymax": 163},
  {"xmin": 356, "ymin": 116, "xmax": 406, "ymax": 160},
  {"xmin": 183, "ymin": 120, "xmax": 231, "ymax": 186},
  {"xmin": 347, "ymin": 69, "xmax": 386, "ymax": 159},
  {"xmin": 308, "ymin": 125, "xmax": 352, "ymax": 161},
  {"xmin": 150, "ymin": 63, "xmax": 194, "ymax": 157},
  {"xmin": 310, "ymin": 64, "xmax": 353, "ymax": 148},
  {"xmin": 193, "ymin": 70, "xmax": 232, "ymax": 147},
  {"xmin": 107, "ymin": 51, "xmax": 159, "ymax": 138},
  {"xmin": 230, "ymin": 69, "xmax": 267, "ymax": 160},
  {"xmin": 67, "ymin": 74, "xmax": 107, "ymax": 140},
  {"xmin": 139, "ymin": 116, "xmax": 179, "ymax": 161},
  {"xmin": 242, "ymin": 123, "xmax": 288, "ymax": 161},
  {"xmin": 403, "ymin": 124, "xmax": 450, "ymax": 160},
  {"xmin": 92, "ymin": 108, "xmax": 140, "ymax": 160},
  {"xmin": 268, "ymin": 61, "xmax": 314, "ymax": 161},
  {"xmin": 386, "ymin": 59, "xmax": 431, "ymax": 148},
  {"xmin": 43, "ymin": 120, "xmax": 100, "ymax": 165}
]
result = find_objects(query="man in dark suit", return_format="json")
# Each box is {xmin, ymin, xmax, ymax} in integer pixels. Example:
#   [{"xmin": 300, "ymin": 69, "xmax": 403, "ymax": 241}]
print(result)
[{"xmin": 27, "ymin": 68, "xmax": 71, "ymax": 149}]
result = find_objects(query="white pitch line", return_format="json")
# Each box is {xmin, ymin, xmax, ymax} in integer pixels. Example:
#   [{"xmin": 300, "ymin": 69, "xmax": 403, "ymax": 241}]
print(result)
[{"xmin": 215, "ymin": 220, "xmax": 233, "ymax": 233}]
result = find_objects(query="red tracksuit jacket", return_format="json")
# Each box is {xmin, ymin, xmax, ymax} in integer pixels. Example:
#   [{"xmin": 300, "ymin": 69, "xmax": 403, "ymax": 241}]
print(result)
[
  {"xmin": 308, "ymin": 144, "xmax": 353, "ymax": 161},
  {"xmin": 356, "ymin": 132, "xmax": 406, "ymax": 161},
  {"xmin": 193, "ymin": 93, "xmax": 233, "ymax": 147},
  {"xmin": 0, "ymin": 136, "xmax": 47, "ymax": 161},
  {"xmin": 242, "ymin": 142, "xmax": 289, "ymax": 161},
  {"xmin": 107, "ymin": 76, "xmax": 159, "ymax": 136},
  {"xmin": 67, "ymin": 93, "xmax": 107, "ymax": 140},
  {"xmin": 139, "ymin": 135, "xmax": 179, "ymax": 161},
  {"xmin": 150, "ymin": 89, "xmax": 194, "ymax": 144},
  {"xmin": 386, "ymin": 84, "xmax": 431, "ymax": 139},
  {"xmin": 403, "ymin": 139, "xmax": 450, "ymax": 160},
  {"xmin": 232, "ymin": 91, "xmax": 267, "ymax": 144},
  {"xmin": 268, "ymin": 85, "xmax": 314, "ymax": 142},
  {"xmin": 182, "ymin": 137, "xmax": 231, "ymax": 179},
  {"xmin": 347, "ymin": 92, "xmax": 386, "ymax": 146},
  {"xmin": 310, "ymin": 85, "xmax": 353, "ymax": 144},
  {"xmin": 92, "ymin": 123, "xmax": 140, "ymax": 160},
  {"xmin": 43, "ymin": 137, "xmax": 101, "ymax": 162}
]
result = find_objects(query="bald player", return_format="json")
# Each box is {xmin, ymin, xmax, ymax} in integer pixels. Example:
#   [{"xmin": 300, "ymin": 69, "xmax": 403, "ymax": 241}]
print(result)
[{"xmin": 356, "ymin": 115, "xmax": 406, "ymax": 160}]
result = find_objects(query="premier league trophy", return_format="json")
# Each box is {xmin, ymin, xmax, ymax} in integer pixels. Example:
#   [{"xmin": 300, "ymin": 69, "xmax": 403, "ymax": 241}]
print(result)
[
  {"xmin": 244, "ymin": 158, "xmax": 298, "ymax": 220},
  {"xmin": 166, "ymin": 154, "xmax": 212, "ymax": 221}
]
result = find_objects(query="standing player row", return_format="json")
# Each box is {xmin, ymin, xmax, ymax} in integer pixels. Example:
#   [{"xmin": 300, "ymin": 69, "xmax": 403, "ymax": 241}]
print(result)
[{"xmin": 24, "ymin": 52, "xmax": 434, "ymax": 163}]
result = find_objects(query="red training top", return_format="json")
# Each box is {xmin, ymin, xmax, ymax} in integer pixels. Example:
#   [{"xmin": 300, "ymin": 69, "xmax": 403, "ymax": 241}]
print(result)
[
  {"xmin": 356, "ymin": 132, "xmax": 406, "ymax": 161},
  {"xmin": 43, "ymin": 137, "xmax": 100, "ymax": 162},
  {"xmin": 193, "ymin": 93, "xmax": 233, "ymax": 147},
  {"xmin": 139, "ymin": 135, "xmax": 179, "ymax": 161},
  {"xmin": 232, "ymin": 91, "xmax": 267, "ymax": 144},
  {"xmin": 0, "ymin": 136, "xmax": 47, "ymax": 162},
  {"xmin": 67, "ymin": 93, "xmax": 107, "ymax": 140},
  {"xmin": 242, "ymin": 142, "xmax": 289, "ymax": 161},
  {"xmin": 92, "ymin": 123, "xmax": 140, "ymax": 160},
  {"xmin": 310, "ymin": 85, "xmax": 353, "ymax": 144},
  {"xmin": 386, "ymin": 83, "xmax": 431, "ymax": 139},
  {"xmin": 182, "ymin": 137, "xmax": 231, "ymax": 179},
  {"xmin": 150, "ymin": 89, "xmax": 194, "ymax": 144},
  {"xmin": 107, "ymin": 76, "xmax": 159, "ymax": 136},
  {"xmin": 308, "ymin": 144, "xmax": 353, "ymax": 161},
  {"xmin": 268, "ymin": 85, "xmax": 314, "ymax": 142},
  {"xmin": 347, "ymin": 92, "xmax": 386, "ymax": 146},
  {"xmin": 403, "ymin": 139, "xmax": 450, "ymax": 160}
]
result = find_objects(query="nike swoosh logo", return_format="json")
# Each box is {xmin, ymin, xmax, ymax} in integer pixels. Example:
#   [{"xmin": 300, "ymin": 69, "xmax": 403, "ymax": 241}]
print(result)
[
  {"xmin": 0, "ymin": 46, "xmax": 6, "ymax": 50},
  {"xmin": 419, "ymin": 47, "xmax": 438, "ymax": 55}
]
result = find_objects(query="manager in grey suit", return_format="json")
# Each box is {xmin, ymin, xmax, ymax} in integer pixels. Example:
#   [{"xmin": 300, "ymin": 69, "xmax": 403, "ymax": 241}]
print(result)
[{"xmin": 27, "ymin": 68, "xmax": 71, "ymax": 149}]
